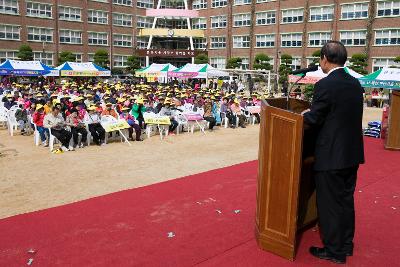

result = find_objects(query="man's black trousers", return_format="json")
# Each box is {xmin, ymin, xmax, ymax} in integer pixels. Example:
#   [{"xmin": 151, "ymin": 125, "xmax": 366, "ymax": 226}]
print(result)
[{"xmin": 314, "ymin": 165, "xmax": 359, "ymax": 257}]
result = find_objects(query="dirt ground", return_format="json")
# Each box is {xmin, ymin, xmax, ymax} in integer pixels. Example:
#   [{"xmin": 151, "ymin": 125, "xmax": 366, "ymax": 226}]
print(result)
[{"xmin": 0, "ymin": 107, "xmax": 382, "ymax": 219}]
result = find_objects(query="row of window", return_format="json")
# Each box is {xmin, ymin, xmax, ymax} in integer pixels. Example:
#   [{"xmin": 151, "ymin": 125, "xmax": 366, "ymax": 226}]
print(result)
[
  {"xmin": 191, "ymin": 0, "xmax": 400, "ymax": 21},
  {"xmin": 0, "ymin": 0, "xmax": 154, "ymax": 17},
  {"xmin": 1, "ymin": 25, "xmax": 399, "ymax": 48}
]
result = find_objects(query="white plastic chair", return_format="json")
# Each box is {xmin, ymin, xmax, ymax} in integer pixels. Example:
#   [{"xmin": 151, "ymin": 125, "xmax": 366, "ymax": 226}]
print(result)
[
  {"xmin": 7, "ymin": 108, "xmax": 19, "ymax": 136},
  {"xmin": 30, "ymin": 116, "xmax": 40, "ymax": 146},
  {"xmin": 0, "ymin": 107, "xmax": 7, "ymax": 127},
  {"xmin": 175, "ymin": 112, "xmax": 188, "ymax": 135}
]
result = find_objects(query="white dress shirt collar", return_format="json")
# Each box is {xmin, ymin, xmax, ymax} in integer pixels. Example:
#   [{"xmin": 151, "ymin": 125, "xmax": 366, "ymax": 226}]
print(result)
[{"xmin": 327, "ymin": 66, "xmax": 344, "ymax": 75}]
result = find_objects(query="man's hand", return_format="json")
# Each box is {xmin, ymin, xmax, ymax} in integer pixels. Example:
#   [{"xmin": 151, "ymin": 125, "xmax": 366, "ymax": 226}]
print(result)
[{"xmin": 301, "ymin": 109, "xmax": 310, "ymax": 115}]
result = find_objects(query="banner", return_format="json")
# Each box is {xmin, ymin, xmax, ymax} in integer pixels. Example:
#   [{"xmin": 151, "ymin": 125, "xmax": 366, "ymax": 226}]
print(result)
[
  {"xmin": 101, "ymin": 119, "xmax": 131, "ymax": 132},
  {"xmin": 167, "ymin": 71, "xmax": 199, "ymax": 78},
  {"xmin": 183, "ymin": 113, "xmax": 204, "ymax": 121},
  {"xmin": 144, "ymin": 116, "xmax": 171, "ymax": 125},
  {"xmin": 61, "ymin": 70, "xmax": 111, "ymax": 77},
  {"xmin": 246, "ymin": 106, "xmax": 261, "ymax": 114}
]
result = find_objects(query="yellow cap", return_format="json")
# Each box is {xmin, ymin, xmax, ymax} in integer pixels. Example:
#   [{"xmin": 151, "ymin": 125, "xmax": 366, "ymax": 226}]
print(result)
[{"xmin": 36, "ymin": 104, "xmax": 44, "ymax": 110}]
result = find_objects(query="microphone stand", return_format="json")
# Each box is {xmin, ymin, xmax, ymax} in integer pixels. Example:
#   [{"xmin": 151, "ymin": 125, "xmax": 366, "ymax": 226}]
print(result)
[{"xmin": 286, "ymin": 75, "xmax": 305, "ymax": 111}]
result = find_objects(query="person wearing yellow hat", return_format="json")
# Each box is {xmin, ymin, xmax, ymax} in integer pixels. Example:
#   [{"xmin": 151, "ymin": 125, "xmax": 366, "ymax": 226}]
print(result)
[
  {"xmin": 229, "ymin": 99, "xmax": 246, "ymax": 128},
  {"xmin": 130, "ymin": 97, "xmax": 146, "ymax": 128},
  {"xmin": 86, "ymin": 106, "xmax": 106, "ymax": 146},
  {"xmin": 43, "ymin": 106, "xmax": 73, "ymax": 151},
  {"xmin": 32, "ymin": 104, "xmax": 49, "ymax": 146},
  {"xmin": 3, "ymin": 93, "xmax": 16, "ymax": 109},
  {"xmin": 119, "ymin": 107, "xmax": 143, "ymax": 141}
]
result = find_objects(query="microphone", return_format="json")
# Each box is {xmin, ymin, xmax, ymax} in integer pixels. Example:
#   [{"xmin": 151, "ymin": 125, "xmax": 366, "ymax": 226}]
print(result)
[{"xmin": 291, "ymin": 65, "xmax": 318, "ymax": 75}]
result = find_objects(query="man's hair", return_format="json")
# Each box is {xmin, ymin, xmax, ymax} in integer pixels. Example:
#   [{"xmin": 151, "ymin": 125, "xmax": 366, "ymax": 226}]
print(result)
[
  {"xmin": 320, "ymin": 41, "xmax": 347, "ymax": 66},
  {"xmin": 52, "ymin": 106, "xmax": 60, "ymax": 111}
]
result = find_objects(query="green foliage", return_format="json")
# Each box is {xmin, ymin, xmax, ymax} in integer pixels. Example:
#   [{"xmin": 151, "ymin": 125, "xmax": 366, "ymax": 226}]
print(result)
[
  {"xmin": 17, "ymin": 44, "xmax": 33, "ymax": 61},
  {"xmin": 194, "ymin": 53, "xmax": 208, "ymax": 64},
  {"xmin": 311, "ymin": 50, "xmax": 321, "ymax": 65},
  {"xmin": 93, "ymin": 49, "xmax": 109, "ymax": 68},
  {"xmin": 111, "ymin": 68, "xmax": 124, "ymax": 75},
  {"xmin": 58, "ymin": 51, "xmax": 76, "ymax": 65},
  {"xmin": 394, "ymin": 56, "xmax": 400, "ymax": 65},
  {"xmin": 278, "ymin": 54, "xmax": 293, "ymax": 84},
  {"xmin": 304, "ymin": 84, "xmax": 314, "ymax": 101},
  {"xmin": 126, "ymin": 55, "xmax": 141, "ymax": 74},
  {"xmin": 226, "ymin": 57, "xmax": 242, "ymax": 69},
  {"xmin": 349, "ymin": 53, "xmax": 368, "ymax": 75},
  {"xmin": 253, "ymin": 53, "xmax": 272, "ymax": 70}
]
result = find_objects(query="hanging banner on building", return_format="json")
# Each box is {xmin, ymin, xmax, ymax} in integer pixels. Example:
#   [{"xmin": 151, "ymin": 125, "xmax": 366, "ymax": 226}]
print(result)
[{"xmin": 136, "ymin": 49, "xmax": 205, "ymax": 58}]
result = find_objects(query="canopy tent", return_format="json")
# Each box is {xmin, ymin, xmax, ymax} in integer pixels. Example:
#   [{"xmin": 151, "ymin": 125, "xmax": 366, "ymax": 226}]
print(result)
[
  {"xmin": 358, "ymin": 68, "xmax": 400, "ymax": 90},
  {"xmin": 288, "ymin": 67, "xmax": 364, "ymax": 84},
  {"xmin": 0, "ymin": 60, "xmax": 58, "ymax": 76},
  {"xmin": 56, "ymin": 62, "xmax": 111, "ymax": 76},
  {"xmin": 135, "ymin": 63, "xmax": 177, "ymax": 83},
  {"xmin": 168, "ymin": 64, "xmax": 229, "ymax": 79}
]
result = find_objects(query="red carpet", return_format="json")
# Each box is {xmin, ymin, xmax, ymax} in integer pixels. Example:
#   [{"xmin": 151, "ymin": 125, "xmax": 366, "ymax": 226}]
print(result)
[{"xmin": 0, "ymin": 138, "xmax": 399, "ymax": 267}]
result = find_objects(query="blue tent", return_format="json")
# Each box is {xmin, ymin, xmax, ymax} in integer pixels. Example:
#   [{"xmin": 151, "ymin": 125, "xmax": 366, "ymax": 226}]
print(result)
[{"xmin": 0, "ymin": 59, "xmax": 58, "ymax": 76}]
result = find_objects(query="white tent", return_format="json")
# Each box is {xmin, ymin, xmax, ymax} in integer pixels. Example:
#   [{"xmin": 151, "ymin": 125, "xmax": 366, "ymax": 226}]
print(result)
[
  {"xmin": 56, "ymin": 62, "xmax": 111, "ymax": 76},
  {"xmin": 135, "ymin": 63, "xmax": 177, "ymax": 83},
  {"xmin": 358, "ymin": 68, "xmax": 400, "ymax": 89},
  {"xmin": 168, "ymin": 64, "xmax": 229, "ymax": 79},
  {"xmin": 289, "ymin": 67, "xmax": 363, "ymax": 84}
]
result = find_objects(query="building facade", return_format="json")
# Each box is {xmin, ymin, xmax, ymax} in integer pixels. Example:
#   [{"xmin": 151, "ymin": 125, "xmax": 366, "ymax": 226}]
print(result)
[{"xmin": 0, "ymin": 0, "xmax": 399, "ymax": 72}]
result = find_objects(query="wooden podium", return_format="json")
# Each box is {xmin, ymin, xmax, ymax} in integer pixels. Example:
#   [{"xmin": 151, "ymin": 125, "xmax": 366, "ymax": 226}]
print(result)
[
  {"xmin": 385, "ymin": 91, "xmax": 400, "ymax": 150},
  {"xmin": 255, "ymin": 98, "xmax": 318, "ymax": 260}
]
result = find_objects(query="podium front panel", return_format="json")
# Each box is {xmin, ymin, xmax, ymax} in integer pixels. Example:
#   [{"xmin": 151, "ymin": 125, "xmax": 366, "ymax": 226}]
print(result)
[{"xmin": 256, "ymin": 102, "xmax": 304, "ymax": 260}]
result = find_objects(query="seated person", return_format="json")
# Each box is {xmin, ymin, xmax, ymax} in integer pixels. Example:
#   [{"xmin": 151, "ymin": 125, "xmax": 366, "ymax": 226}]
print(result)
[
  {"xmin": 32, "ymin": 104, "xmax": 49, "ymax": 146},
  {"xmin": 131, "ymin": 98, "xmax": 146, "ymax": 129},
  {"xmin": 159, "ymin": 100, "xmax": 179, "ymax": 135},
  {"xmin": 229, "ymin": 99, "xmax": 246, "ymax": 128},
  {"xmin": 203, "ymin": 98, "xmax": 216, "ymax": 131},
  {"xmin": 66, "ymin": 108, "xmax": 88, "ymax": 148},
  {"xmin": 120, "ymin": 107, "xmax": 142, "ymax": 141},
  {"xmin": 43, "ymin": 106, "xmax": 73, "ymax": 151},
  {"xmin": 15, "ymin": 104, "xmax": 29, "ymax": 135},
  {"xmin": 85, "ymin": 106, "xmax": 106, "ymax": 146},
  {"xmin": 101, "ymin": 103, "xmax": 118, "ymax": 118}
]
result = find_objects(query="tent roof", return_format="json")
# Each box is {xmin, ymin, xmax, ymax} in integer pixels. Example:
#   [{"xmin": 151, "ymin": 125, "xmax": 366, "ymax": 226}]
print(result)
[
  {"xmin": 0, "ymin": 59, "xmax": 56, "ymax": 71},
  {"xmin": 56, "ymin": 62, "xmax": 109, "ymax": 71},
  {"xmin": 358, "ymin": 67, "xmax": 400, "ymax": 89},
  {"xmin": 136, "ymin": 63, "xmax": 177, "ymax": 73}
]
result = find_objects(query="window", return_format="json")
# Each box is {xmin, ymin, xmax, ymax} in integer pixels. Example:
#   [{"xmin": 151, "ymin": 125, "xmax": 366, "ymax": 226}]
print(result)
[
  {"xmin": 88, "ymin": 32, "xmax": 108, "ymax": 46},
  {"xmin": 192, "ymin": 18, "xmax": 207, "ymax": 29},
  {"xmin": 0, "ymin": 50, "xmax": 17, "ymax": 63},
  {"xmin": 241, "ymin": 58, "xmax": 249, "ymax": 70},
  {"xmin": 211, "ymin": 16, "xmax": 227, "ymax": 28},
  {"xmin": 375, "ymin": 29, "xmax": 400, "ymax": 45},
  {"xmin": 34, "ymin": 52, "xmax": 53, "ymax": 66},
  {"xmin": 255, "ymin": 34, "xmax": 275, "ymax": 47},
  {"xmin": 210, "ymin": 57, "xmax": 226, "ymax": 69},
  {"xmin": 372, "ymin": 58, "xmax": 400, "ymax": 71},
  {"xmin": 160, "ymin": 0, "xmax": 185, "ymax": 9},
  {"xmin": 26, "ymin": 2, "xmax": 52, "ymax": 18},
  {"xmin": 193, "ymin": 0, "xmax": 207, "ymax": 9},
  {"xmin": 88, "ymin": 54, "xmax": 94, "ymax": 62},
  {"xmin": 233, "ymin": 13, "xmax": 251, "ymax": 27},
  {"xmin": 27, "ymin": 27, "xmax": 53, "ymax": 42},
  {"xmin": 113, "ymin": 13, "xmax": 132, "ymax": 27},
  {"xmin": 137, "ymin": 0, "xmax": 153, "ymax": 8},
  {"xmin": 309, "ymin": 6, "xmax": 334, "ymax": 21},
  {"xmin": 377, "ymin": 1, "xmax": 400, "ymax": 17},
  {"xmin": 341, "ymin": 3, "xmax": 368, "ymax": 19},
  {"xmin": 210, "ymin": 36, "xmax": 226, "ymax": 49},
  {"xmin": 193, "ymin": 38, "xmax": 207, "ymax": 49},
  {"xmin": 0, "ymin": 24, "xmax": 20, "ymax": 40},
  {"xmin": 113, "ymin": 0, "xmax": 132, "ymax": 6},
  {"xmin": 0, "ymin": 0, "xmax": 18, "ymax": 15},
  {"xmin": 282, "ymin": 8, "xmax": 303, "ymax": 23},
  {"xmin": 113, "ymin": 55, "xmax": 129, "ymax": 67},
  {"xmin": 136, "ymin": 37, "xmax": 149, "ymax": 49},
  {"xmin": 212, "ymin": 0, "xmax": 227, "ymax": 8},
  {"xmin": 233, "ymin": 35, "xmax": 250, "ymax": 48},
  {"xmin": 340, "ymin": 31, "xmax": 367, "ymax": 46},
  {"xmin": 308, "ymin": 32, "xmax": 331, "ymax": 47},
  {"xmin": 234, "ymin": 0, "xmax": 251, "ymax": 5},
  {"xmin": 75, "ymin": 54, "xmax": 82, "ymax": 62},
  {"xmin": 88, "ymin": 10, "xmax": 108, "ymax": 24},
  {"xmin": 281, "ymin": 57, "xmax": 301, "ymax": 70},
  {"xmin": 281, "ymin": 33, "xmax": 302, "ymax": 47},
  {"xmin": 256, "ymin": 0, "xmax": 275, "ymax": 3},
  {"xmin": 113, "ymin": 34, "xmax": 132, "ymax": 47},
  {"xmin": 137, "ymin": 16, "xmax": 153, "ymax": 28},
  {"xmin": 256, "ymin": 11, "xmax": 276, "ymax": 25},
  {"xmin": 59, "ymin": 6, "xmax": 81, "ymax": 21},
  {"xmin": 59, "ymin": 30, "xmax": 82, "ymax": 44}
]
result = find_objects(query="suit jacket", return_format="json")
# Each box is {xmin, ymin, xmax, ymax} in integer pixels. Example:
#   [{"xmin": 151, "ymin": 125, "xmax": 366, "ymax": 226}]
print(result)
[{"xmin": 304, "ymin": 68, "xmax": 365, "ymax": 171}]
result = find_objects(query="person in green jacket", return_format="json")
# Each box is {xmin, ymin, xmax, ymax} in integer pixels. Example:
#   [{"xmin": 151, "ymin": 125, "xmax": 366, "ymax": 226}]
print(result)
[{"xmin": 130, "ymin": 98, "xmax": 146, "ymax": 129}]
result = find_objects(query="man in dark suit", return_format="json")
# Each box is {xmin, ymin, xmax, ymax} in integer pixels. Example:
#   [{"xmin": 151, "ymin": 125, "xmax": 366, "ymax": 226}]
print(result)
[{"xmin": 302, "ymin": 41, "xmax": 365, "ymax": 264}]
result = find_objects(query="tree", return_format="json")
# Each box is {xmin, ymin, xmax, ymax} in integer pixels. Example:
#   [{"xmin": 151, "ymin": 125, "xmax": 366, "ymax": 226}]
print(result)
[
  {"xmin": 253, "ymin": 53, "xmax": 272, "ymax": 70},
  {"xmin": 111, "ymin": 68, "xmax": 124, "ymax": 75},
  {"xmin": 17, "ymin": 44, "xmax": 33, "ymax": 61},
  {"xmin": 93, "ymin": 49, "xmax": 109, "ymax": 68},
  {"xmin": 311, "ymin": 50, "xmax": 321, "ymax": 65},
  {"xmin": 194, "ymin": 53, "xmax": 208, "ymax": 64},
  {"xmin": 303, "ymin": 84, "xmax": 315, "ymax": 101},
  {"xmin": 226, "ymin": 57, "xmax": 242, "ymax": 69},
  {"xmin": 395, "ymin": 56, "xmax": 400, "ymax": 64},
  {"xmin": 278, "ymin": 54, "xmax": 293, "ymax": 84},
  {"xmin": 349, "ymin": 53, "xmax": 368, "ymax": 75},
  {"xmin": 126, "ymin": 55, "xmax": 141, "ymax": 74},
  {"xmin": 58, "ymin": 51, "xmax": 76, "ymax": 65}
]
